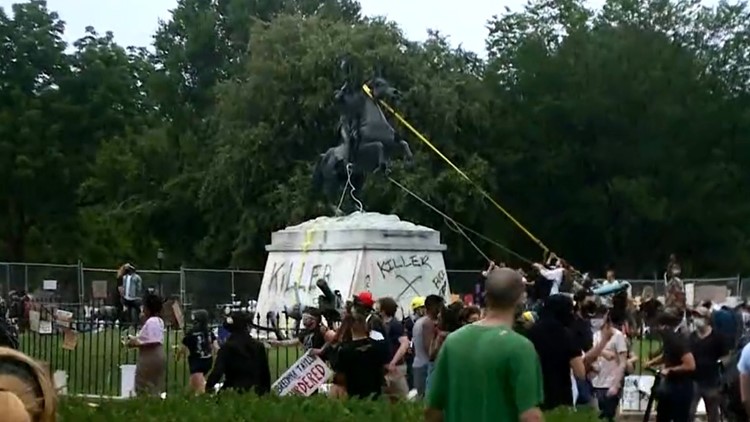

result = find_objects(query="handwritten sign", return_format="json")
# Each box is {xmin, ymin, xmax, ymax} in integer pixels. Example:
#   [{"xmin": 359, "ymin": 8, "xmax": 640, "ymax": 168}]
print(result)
[{"xmin": 271, "ymin": 352, "xmax": 332, "ymax": 396}]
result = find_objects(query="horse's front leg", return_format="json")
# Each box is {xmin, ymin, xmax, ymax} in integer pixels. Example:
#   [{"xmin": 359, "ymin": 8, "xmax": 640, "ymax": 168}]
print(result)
[
  {"xmin": 358, "ymin": 142, "xmax": 386, "ymax": 173},
  {"xmin": 399, "ymin": 139, "xmax": 414, "ymax": 166}
]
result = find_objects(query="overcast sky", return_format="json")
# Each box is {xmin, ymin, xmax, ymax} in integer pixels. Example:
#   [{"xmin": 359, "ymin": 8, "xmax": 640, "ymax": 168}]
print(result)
[{"xmin": 0, "ymin": 0, "xmax": 528, "ymax": 55}]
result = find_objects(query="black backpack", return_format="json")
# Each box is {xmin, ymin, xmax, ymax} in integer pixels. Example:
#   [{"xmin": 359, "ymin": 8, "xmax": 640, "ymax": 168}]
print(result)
[{"xmin": 0, "ymin": 318, "xmax": 19, "ymax": 349}]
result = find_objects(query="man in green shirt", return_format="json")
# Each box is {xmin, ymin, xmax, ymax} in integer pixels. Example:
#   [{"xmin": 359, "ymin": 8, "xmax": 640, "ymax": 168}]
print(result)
[{"xmin": 425, "ymin": 267, "xmax": 545, "ymax": 422}]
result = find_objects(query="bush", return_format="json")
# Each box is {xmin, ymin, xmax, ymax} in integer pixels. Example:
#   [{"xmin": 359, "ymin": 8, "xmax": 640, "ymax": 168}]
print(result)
[{"xmin": 59, "ymin": 394, "xmax": 599, "ymax": 421}]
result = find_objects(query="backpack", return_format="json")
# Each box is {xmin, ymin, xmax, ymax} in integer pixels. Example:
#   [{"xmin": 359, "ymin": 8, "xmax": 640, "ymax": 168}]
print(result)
[{"xmin": 0, "ymin": 318, "xmax": 19, "ymax": 349}]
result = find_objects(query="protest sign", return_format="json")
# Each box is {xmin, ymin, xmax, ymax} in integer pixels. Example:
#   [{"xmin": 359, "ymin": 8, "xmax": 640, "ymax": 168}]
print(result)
[{"xmin": 271, "ymin": 352, "xmax": 332, "ymax": 396}]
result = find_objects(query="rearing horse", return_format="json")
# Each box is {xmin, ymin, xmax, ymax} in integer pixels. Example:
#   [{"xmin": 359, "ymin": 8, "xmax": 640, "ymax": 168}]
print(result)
[{"xmin": 313, "ymin": 76, "xmax": 413, "ymax": 213}]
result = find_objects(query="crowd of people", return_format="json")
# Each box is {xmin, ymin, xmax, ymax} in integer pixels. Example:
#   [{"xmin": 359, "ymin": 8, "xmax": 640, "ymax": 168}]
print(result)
[
  {"xmin": 96, "ymin": 258, "xmax": 750, "ymax": 422},
  {"xmin": 5, "ymin": 257, "xmax": 750, "ymax": 422}
]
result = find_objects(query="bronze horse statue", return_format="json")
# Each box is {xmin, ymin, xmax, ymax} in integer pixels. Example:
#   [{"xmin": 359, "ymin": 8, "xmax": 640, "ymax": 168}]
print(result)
[{"xmin": 313, "ymin": 76, "xmax": 413, "ymax": 214}]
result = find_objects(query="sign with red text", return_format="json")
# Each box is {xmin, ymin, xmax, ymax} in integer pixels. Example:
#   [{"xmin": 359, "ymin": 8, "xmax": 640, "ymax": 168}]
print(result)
[{"xmin": 271, "ymin": 352, "xmax": 332, "ymax": 396}]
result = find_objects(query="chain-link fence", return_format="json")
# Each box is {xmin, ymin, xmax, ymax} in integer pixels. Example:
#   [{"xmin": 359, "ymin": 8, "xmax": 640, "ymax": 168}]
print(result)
[
  {"xmin": 181, "ymin": 268, "xmax": 264, "ymax": 320},
  {"xmin": 0, "ymin": 262, "xmax": 82, "ymax": 304},
  {"xmin": 0, "ymin": 261, "xmax": 745, "ymax": 309}
]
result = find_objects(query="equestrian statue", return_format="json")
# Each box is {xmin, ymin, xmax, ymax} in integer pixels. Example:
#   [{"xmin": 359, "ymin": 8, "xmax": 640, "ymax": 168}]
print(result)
[{"xmin": 312, "ymin": 58, "xmax": 414, "ymax": 215}]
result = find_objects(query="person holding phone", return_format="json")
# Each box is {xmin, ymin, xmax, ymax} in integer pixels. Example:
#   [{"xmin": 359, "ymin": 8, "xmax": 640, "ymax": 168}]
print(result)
[
  {"xmin": 590, "ymin": 312, "xmax": 628, "ymax": 421},
  {"xmin": 646, "ymin": 311, "xmax": 696, "ymax": 422}
]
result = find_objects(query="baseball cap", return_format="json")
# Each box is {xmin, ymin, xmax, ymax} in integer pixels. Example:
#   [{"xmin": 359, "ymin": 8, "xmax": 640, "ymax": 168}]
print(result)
[{"xmin": 355, "ymin": 291, "xmax": 374, "ymax": 308}]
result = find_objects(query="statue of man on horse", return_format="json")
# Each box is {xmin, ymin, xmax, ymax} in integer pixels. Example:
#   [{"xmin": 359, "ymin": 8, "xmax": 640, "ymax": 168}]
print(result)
[{"xmin": 312, "ymin": 58, "xmax": 414, "ymax": 214}]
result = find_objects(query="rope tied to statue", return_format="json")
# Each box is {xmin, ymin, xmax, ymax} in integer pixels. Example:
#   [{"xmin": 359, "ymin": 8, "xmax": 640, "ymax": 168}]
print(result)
[
  {"xmin": 336, "ymin": 162, "xmax": 364, "ymax": 213},
  {"xmin": 387, "ymin": 176, "xmax": 536, "ymax": 265},
  {"xmin": 362, "ymin": 84, "xmax": 553, "ymax": 258}
]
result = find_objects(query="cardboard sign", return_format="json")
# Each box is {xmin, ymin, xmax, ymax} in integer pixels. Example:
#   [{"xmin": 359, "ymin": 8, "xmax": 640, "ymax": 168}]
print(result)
[
  {"xmin": 29, "ymin": 310, "xmax": 41, "ymax": 333},
  {"xmin": 62, "ymin": 329, "xmax": 78, "ymax": 350},
  {"xmin": 92, "ymin": 280, "xmax": 108, "ymax": 299},
  {"xmin": 271, "ymin": 352, "xmax": 332, "ymax": 396},
  {"xmin": 39, "ymin": 321, "xmax": 53, "ymax": 335},
  {"xmin": 55, "ymin": 310, "xmax": 73, "ymax": 328},
  {"xmin": 620, "ymin": 375, "xmax": 654, "ymax": 411},
  {"xmin": 172, "ymin": 302, "xmax": 184, "ymax": 330}
]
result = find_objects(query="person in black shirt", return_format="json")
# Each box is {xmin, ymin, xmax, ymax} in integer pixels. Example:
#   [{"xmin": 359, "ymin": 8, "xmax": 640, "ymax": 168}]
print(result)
[
  {"xmin": 267, "ymin": 307, "xmax": 328, "ymax": 353},
  {"xmin": 648, "ymin": 311, "xmax": 696, "ymax": 422},
  {"xmin": 377, "ymin": 297, "xmax": 410, "ymax": 399},
  {"xmin": 526, "ymin": 294, "xmax": 586, "ymax": 410},
  {"xmin": 688, "ymin": 306, "xmax": 729, "ymax": 422},
  {"xmin": 181, "ymin": 309, "xmax": 216, "ymax": 393},
  {"xmin": 205, "ymin": 312, "xmax": 271, "ymax": 395},
  {"xmin": 333, "ymin": 308, "xmax": 389, "ymax": 399}
]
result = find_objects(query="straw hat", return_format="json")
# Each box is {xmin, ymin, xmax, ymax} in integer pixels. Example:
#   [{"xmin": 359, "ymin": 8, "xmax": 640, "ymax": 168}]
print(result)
[{"xmin": 0, "ymin": 347, "xmax": 56, "ymax": 422}]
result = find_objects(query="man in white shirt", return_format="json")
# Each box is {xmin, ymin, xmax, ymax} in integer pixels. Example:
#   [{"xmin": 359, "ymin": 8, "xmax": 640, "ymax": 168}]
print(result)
[
  {"xmin": 533, "ymin": 261, "xmax": 565, "ymax": 295},
  {"xmin": 590, "ymin": 314, "xmax": 628, "ymax": 422}
]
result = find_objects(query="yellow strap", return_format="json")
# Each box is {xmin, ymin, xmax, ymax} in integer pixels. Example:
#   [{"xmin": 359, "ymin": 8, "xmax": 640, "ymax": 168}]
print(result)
[
  {"xmin": 362, "ymin": 84, "xmax": 550, "ymax": 254},
  {"xmin": 293, "ymin": 228, "xmax": 316, "ymax": 303}
]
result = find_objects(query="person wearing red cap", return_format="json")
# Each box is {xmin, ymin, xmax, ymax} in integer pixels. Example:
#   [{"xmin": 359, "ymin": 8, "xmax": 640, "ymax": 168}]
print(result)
[
  {"xmin": 353, "ymin": 291, "xmax": 387, "ymax": 341},
  {"xmin": 355, "ymin": 291, "xmax": 374, "ymax": 308}
]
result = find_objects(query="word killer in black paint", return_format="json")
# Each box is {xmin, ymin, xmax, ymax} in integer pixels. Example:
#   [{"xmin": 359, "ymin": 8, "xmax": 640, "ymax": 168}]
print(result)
[
  {"xmin": 266, "ymin": 261, "xmax": 332, "ymax": 294},
  {"xmin": 376, "ymin": 255, "xmax": 432, "ymax": 278}
]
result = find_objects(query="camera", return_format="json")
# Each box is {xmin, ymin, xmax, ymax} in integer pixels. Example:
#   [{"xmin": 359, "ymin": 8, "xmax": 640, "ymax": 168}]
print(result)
[{"xmin": 316, "ymin": 279, "xmax": 344, "ymax": 323}]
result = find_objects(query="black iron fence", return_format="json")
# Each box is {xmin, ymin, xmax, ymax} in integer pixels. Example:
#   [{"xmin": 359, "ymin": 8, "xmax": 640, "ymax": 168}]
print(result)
[{"xmin": 18, "ymin": 311, "xmax": 307, "ymax": 397}]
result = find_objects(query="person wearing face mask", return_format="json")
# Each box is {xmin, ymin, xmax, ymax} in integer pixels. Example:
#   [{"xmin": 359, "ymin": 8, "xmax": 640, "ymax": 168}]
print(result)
[
  {"xmin": 266, "ymin": 307, "xmax": 329, "ymax": 354},
  {"xmin": 645, "ymin": 311, "xmax": 696, "ymax": 422},
  {"xmin": 688, "ymin": 306, "xmax": 730, "ymax": 422}
]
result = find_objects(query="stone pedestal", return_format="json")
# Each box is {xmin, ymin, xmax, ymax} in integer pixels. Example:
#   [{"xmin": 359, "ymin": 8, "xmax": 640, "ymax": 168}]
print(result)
[{"xmin": 255, "ymin": 212, "xmax": 450, "ymax": 324}]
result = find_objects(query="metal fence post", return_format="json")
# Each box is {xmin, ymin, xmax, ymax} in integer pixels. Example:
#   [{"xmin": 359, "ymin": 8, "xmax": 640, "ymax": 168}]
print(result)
[
  {"xmin": 4, "ymin": 264, "xmax": 9, "ymax": 298},
  {"xmin": 231, "ymin": 270, "xmax": 236, "ymax": 303},
  {"xmin": 23, "ymin": 264, "xmax": 28, "ymax": 292},
  {"xmin": 77, "ymin": 259, "xmax": 85, "ymax": 305},
  {"xmin": 179, "ymin": 266, "xmax": 186, "ymax": 305}
]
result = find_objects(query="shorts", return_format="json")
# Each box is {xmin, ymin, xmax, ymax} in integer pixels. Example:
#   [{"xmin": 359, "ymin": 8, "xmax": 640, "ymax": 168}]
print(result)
[{"xmin": 188, "ymin": 358, "xmax": 213, "ymax": 375}]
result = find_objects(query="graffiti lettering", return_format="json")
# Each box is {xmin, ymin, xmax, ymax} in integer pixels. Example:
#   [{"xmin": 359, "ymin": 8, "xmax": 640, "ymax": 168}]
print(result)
[
  {"xmin": 266, "ymin": 262, "xmax": 333, "ymax": 294},
  {"xmin": 308, "ymin": 264, "xmax": 332, "ymax": 291},
  {"xmin": 396, "ymin": 274, "xmax": 421, "ymax": 300},
  {"xmin": 431, "ymin": 270, "xmax": 448, "ymax": 297},
  {"xmin": 376, "ymin": 255, "xmax": 431, "ymax": 278}
]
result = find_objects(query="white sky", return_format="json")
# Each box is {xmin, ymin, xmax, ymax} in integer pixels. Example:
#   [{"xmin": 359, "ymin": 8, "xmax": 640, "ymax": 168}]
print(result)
[{"xmin": 1, "ymin": 0, "xmax": 526, "ymax": 55}]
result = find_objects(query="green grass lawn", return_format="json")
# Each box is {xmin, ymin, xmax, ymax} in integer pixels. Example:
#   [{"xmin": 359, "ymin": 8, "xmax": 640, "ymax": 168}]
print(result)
[{"xmin": 19, "ymin": 328, "xmax": 303, "ymax": 396}]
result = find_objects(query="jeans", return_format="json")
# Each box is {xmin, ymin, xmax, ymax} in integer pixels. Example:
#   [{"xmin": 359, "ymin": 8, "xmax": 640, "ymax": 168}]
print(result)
[
  {"xmin": 413, "ymin": 365, "xmax": 428, "ymax": 397},
  {"xmin": 656, "ymin": 379, "xmax": 694, "ymax": 422},
  {"xmin": 576, "ymin": 378, "xmax": 593, "ymax": 406},
  {"xmin": 122, "ymin": 299, "xmax": 141, "ymax": 328},
  {"xmin": 593, "ymin": 388, "xmax": 620, "ymax": 421},
  {"xmin": 425, "ymin": 362, "xmax": 435, "ymax": 394},
  {"xmin": 689, "ymin": 383, "xmax": 722, "ymax": 422}
]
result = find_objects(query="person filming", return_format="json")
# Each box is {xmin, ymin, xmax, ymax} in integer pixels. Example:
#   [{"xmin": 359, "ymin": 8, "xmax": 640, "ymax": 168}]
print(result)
[{"xmin": 117, "ymin": 263, "xmax": 143, "ymax": 328}]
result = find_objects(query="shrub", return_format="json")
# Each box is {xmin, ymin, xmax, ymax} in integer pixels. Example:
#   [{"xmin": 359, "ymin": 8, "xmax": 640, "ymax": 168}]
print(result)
[{"xmin": 59, "ymin": 394, "xmax": 600, "ymax": 421}]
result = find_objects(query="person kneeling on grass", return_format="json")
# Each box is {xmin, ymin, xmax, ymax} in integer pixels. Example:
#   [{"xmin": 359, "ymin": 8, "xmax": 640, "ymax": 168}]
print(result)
[{"xmin": 206, "ymin": 311, "xmax": 271, "ymax": 395}]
